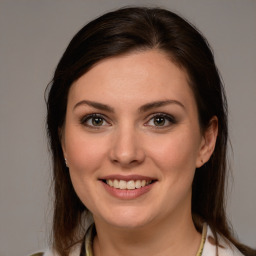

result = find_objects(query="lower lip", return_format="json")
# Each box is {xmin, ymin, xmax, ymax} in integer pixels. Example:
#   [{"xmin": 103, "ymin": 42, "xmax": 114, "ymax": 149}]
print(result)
[{"xmin": 101, "ymin": 181, "xmax": 155, "ymax": 200}]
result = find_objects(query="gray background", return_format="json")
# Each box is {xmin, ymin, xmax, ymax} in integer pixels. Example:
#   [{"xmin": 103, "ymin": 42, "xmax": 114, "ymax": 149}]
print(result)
[{"xmin": 0, "ymin": 0, "xmax": 255, "ymax": 255}]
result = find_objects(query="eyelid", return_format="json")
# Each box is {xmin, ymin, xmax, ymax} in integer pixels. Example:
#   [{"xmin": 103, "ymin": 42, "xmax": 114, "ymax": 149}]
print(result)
[
  {"xmin": 79, "ymin": 112, "xmax": 176, "ymax": 129},
  {"xmin": 144, "ymin": 112, "xmax": 176, "ymax": 128},
  {"xmin": 80, "ymin": 113, "xmax": 111, "ymax": 128},
  {"xmin": 145, "ymin": 112, "xmax": 175, "ymax": 121}
]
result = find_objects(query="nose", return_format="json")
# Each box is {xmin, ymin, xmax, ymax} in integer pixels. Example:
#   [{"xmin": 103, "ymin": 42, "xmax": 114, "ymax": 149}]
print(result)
[{"xmin": 109, "ymin": 124, "xmax": 145, "ymax": 167}]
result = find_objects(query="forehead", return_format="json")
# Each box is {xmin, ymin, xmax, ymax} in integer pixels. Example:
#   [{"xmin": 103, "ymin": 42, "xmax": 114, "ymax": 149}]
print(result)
[{"xmin": 68, "ymin": 50, "xmax": 196, "ymax": 111}]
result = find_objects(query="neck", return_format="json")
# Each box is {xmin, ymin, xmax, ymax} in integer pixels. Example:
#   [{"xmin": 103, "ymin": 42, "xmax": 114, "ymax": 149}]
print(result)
[{"xmin": 93, "ymin": 210, "xmax": 201, "ymax": 256}]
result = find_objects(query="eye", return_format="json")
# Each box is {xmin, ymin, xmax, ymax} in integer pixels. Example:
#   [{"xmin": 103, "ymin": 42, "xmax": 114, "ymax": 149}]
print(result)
[
  {"xmin": 80, "ymin": 114, "xmax": 110, "ymax": 128},
  {"xmin": 145, "ymin": 113, "xmax": 176, "ymax": 128}
]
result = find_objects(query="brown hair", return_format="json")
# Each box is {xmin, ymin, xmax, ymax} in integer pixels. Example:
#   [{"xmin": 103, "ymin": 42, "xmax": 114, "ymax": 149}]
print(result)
[{"xmin": 46, "ymin": 7, "xmax": 256, "ymax": 256}]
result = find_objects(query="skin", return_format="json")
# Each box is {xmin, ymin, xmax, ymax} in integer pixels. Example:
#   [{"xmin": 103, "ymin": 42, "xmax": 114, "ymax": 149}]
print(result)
[{"xmin": 61, "ymin": 50, "xmax": 218, "ymax": 256}]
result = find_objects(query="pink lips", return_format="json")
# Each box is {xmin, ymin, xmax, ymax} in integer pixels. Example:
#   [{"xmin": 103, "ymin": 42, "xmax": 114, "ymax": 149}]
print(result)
[
  {"xmin": 100, "ymin": 174, "xmax": 155, "ymax": 181},
  {"xmin": 99, "ymin": 175, "xmax": 157, "ymax": 200}
]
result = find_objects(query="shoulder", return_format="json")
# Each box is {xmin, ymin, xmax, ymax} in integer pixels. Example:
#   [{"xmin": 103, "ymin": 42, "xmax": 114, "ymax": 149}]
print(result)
[
  {"xmin": 28, "ymin": 250, "xmax": 53, "ymax": 256},
  {"xmin": 29, "ymin": 243, "xmax": 81, "ymax": 256},
  {"xmin": 202, "ymin": 225, "xmax": 245, "ymax": 256},
  {"xmin": 31, "ymin": 223, "xmax": 94, "ymax": 256}
]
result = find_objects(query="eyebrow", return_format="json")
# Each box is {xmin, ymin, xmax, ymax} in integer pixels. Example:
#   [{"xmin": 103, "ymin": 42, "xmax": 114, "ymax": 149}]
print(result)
[
  {"xmin": 138, "ymin": 100, "xmax": 185, "ymax": 112},
  {"xmin": 73, "ymin": 99, "xmax": 185, "ymax": 113},
  {"xmin": 73, "ymin": 100, "xmax": 115, "ymax": 113}
]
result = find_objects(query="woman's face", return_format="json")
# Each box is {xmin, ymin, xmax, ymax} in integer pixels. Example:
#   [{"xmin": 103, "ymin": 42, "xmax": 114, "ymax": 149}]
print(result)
[{"xmin": 62, "ymin": 50, "xmax": 215, "ymax": 229}]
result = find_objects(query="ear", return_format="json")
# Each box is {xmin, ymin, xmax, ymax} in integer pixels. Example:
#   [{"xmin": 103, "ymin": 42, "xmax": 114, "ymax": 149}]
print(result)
[
  {"xmin": 196, "ymin": 116, "xmax": 218, "ymax": 168},
  {"xmin": 59, "ymin": 127, "xmax": 67, "ymax": 159}
]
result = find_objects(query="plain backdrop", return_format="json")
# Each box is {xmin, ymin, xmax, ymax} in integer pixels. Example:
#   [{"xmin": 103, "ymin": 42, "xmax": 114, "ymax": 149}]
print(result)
[{"xmin": 0, "ymin": 0, "xmax": 255, "ymax": 255}]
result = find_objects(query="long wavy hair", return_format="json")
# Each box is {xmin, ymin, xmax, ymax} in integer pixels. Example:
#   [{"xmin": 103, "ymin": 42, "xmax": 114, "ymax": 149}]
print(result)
[{"xmin": 46, "ymin": 7, "xmax": 256, "ymax": 256}]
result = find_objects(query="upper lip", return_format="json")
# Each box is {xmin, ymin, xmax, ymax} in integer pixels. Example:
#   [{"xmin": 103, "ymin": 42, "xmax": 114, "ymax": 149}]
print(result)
[{"xmin": 99, "ymin": 174, "xmax": 157, "ymax": 181}]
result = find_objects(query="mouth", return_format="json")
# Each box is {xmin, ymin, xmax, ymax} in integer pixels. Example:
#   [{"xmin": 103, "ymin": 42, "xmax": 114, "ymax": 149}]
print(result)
[
  {"xmin": 102, "ymin": 179, "xmax": 156, "ymax": 190},
  {"xmin": 99, "ymin": 175, "xmax": 157, "ymax": 199}
]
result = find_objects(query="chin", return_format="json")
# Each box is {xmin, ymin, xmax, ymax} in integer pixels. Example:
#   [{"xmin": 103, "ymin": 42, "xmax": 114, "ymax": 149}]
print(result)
[
  {"xmin": 108, "ymin": 218, "xmax": 152, "ymax": 230},
  {"xmin": 94, "ymin": 207, "xmax": 156, "ymax": 229}
]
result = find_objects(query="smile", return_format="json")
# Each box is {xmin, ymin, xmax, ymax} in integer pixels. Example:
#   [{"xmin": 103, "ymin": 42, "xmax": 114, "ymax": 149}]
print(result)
[
  {"xmin": 105, "ymin": 179, "xmax": 153, "ymax": 190},
  {"xmin": 100, "ymin": 175, "xmax": 157, "ymax": 199}
]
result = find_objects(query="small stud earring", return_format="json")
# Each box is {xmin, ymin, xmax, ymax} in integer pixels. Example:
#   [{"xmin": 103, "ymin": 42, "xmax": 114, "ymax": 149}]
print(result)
[{"xmin": 64, "ymin": 158, "xmax": 69, "ymax": 167}]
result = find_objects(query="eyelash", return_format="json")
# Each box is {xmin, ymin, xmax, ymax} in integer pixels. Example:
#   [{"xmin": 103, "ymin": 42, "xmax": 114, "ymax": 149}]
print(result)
[
  {"xmin": 80, "ymin": 113, "xmax": 176, "ymax": 129},
  {"xmin": 80, "ymin": 114, "xmax": 110, "ymax": 129},
  {"xmin": 145, "ymin": 113, "xmax": 177, "ymax": 128}
]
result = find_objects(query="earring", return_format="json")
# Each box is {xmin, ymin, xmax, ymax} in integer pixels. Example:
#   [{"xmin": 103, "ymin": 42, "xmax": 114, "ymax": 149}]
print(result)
[{"xmin": 64, "ymin": 158, "xmax": 69, "ymax": 168}]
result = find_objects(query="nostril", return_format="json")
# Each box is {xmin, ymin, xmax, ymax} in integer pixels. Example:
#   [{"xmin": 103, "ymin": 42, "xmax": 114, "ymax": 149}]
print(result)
[
  {"xmin": 111, "ymin": 158, "xmax": 142, "ymax": 167},
  {"xmin": 109, "ymin": 134, "xmax": 146, "ymax": 165},
  {"xmin": 109, "ymin": 148, "xmax": 146, "ymax": 167}
]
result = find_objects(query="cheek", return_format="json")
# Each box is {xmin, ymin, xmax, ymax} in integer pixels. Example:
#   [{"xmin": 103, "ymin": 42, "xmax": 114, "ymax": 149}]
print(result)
[
  {"xmin": 65, "ymin": 130, "xmax": 109, "ymax": 175},
  {"xmin": 64, "ymin": 131, "xmax": 110, "ymax": 210},
  {"xmin": 147, "ymin": 129, "xmax": 200, "ymax": 177}
]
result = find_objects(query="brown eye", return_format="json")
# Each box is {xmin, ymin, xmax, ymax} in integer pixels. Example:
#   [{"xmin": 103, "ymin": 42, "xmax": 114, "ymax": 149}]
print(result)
[
  {"xmin": 153, "ymin": 116, "xmax": 166, "ymax": 126},
  {"xmin": 81, "ymin": 114, "xmax": 110, "ymax": 128},
  {"xmin": 145, "ymin": 113, "xmax": 176, "ymax": 128},
  {"xmin": 92, "ymin": 117, "xmax": 104, "ymax": 126}
]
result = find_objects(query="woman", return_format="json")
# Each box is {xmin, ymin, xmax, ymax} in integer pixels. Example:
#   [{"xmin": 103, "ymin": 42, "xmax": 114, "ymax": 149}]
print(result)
[{"xmin": 39, "ymin": 7, "xmax": 255, "ymax": 256}]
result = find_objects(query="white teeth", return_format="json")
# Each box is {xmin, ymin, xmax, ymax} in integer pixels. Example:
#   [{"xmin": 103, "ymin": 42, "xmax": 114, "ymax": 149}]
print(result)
[
  {"xmin": 135, "ymin": 180, "xmax": 142, "ymax": 188},
  {"xmin": 127, "ymin": 180, "xmax": 135, "ymax": 190},
  {"xmin": 119, "ymin": 180, "xmax": 127, "ymax": 190},
  {"xmin": 113, "ymin": 179, "xmax": 119, "ymax": 188},
  {"xmin": 106, "ymin": 179, "xmax": 152, "ymax": 190}
]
